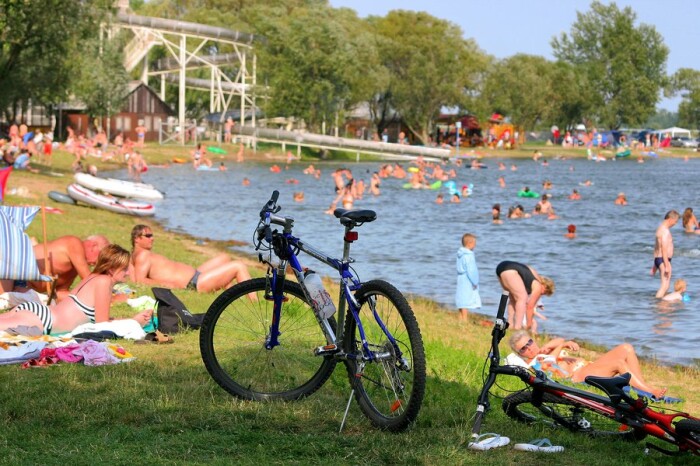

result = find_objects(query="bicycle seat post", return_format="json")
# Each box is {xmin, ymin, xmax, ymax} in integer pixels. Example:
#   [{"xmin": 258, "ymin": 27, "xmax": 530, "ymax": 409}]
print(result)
[{"xmin": 342, "ymin": 224, "xmax": 356, "ymax": 263}]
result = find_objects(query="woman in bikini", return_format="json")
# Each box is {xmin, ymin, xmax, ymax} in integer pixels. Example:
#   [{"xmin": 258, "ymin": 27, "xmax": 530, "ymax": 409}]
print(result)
[
  {"xmin": 496, "ymin": 261, "xmax": 554, "ymax": 330},
  {"xmin": 0, "ymin": 245, "xmax": 151, "ymax": 334},
  {"xmin": 509, "ymin": 330, "xmax": 668, "ymax": 399}
]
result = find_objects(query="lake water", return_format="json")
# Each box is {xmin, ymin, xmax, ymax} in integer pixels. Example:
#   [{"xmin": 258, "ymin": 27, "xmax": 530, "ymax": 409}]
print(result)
[{"xmin": 132, "ymin": 154, "xmax": 700, "ymax": 366}]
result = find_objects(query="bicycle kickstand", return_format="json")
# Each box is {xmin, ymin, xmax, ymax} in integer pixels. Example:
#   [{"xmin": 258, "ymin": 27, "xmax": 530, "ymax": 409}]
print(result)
[{"xmin": 339, "ymin": 388, "xmax": 355, "ymax": 433}]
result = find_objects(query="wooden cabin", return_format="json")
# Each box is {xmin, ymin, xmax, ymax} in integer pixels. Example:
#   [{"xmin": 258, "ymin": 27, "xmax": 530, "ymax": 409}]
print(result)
[{"xmin": 59, "ymin": 81, "xmax": 174, "ymax": 142}]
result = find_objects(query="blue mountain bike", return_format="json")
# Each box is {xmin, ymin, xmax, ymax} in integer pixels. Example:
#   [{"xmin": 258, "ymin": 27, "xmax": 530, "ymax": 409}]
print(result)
[{"xmin": 200, "ymin": 191, "xmax": 426, "ymax": 431}]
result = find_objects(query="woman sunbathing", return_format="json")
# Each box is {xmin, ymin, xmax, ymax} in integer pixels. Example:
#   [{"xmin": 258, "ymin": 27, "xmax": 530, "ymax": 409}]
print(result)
[
  {"xmin": 509, "ymin": 330, "xmax": 667, "ymax": 399},
  {"xmin": 0, "ymin": 244, "xmax": 151, "ymax": 334}
]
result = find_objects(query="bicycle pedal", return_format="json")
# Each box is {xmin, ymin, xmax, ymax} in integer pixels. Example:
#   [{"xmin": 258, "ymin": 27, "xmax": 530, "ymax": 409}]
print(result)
[{"xmin": 314, "ymin": 344, "xmax": 339, "ymax": 356}]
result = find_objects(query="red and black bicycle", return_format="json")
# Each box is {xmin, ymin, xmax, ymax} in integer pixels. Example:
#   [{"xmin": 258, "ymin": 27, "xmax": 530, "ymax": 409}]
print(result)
[{"xmin": 471, "ymin": 292, "xmax": 700, "ymax": 456}]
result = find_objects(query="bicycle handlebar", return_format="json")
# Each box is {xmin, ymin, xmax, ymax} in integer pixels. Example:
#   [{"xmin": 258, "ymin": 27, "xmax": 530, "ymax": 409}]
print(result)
[{"xmin": 257, "ymin": 191, "xmax": 290, "ymax": 245}]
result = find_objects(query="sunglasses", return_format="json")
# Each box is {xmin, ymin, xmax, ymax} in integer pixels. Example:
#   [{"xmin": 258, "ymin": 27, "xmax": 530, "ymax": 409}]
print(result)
[
  {"xmin": 517, "ymin": 338, "xmax": 534, "ymax": 355},
  {"xmin": 141, "ymin": 233, "xmax": 154, "ymax": 238}
]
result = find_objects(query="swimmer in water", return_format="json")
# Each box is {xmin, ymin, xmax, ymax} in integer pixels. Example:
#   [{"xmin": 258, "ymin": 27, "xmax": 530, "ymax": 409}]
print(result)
[{"xmin": 662, "ymin": 278, "xmax": 687, "ymax": 302}]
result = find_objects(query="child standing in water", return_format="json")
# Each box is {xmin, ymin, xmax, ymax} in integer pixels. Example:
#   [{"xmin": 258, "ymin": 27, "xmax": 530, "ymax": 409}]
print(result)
[{"xmin": 455, "ymin": 233, "xmax": 481, "ymax": 321}]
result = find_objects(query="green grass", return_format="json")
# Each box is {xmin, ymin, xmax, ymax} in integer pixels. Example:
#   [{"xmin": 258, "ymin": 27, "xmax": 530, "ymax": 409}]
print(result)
[{"xmin": 1, "ymin": 145, "xmax": 698, "ymax": 465}]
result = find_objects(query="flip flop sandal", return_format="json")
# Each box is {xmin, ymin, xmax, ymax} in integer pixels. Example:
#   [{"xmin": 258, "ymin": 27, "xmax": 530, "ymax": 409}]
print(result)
[
  {"xmin": 513, "ymin": 438, "xmax": 564, "ymax": 453},
  {"xmin": 467, "ymin": 433, "xmax": 510, "ymax": 451},
  {"xmin": 136, "ymin": 331, "xmax": 174, "ymax": 344}
]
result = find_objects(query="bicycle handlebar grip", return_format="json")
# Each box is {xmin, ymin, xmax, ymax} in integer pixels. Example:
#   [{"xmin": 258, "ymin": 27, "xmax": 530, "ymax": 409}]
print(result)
[
  {"xmin": 260, "ymin": 190, "xmax": 280, "ymax": 217},
  {"xmin": 496, "ymin": 293, "xmax": 509, "ymax": 321}
]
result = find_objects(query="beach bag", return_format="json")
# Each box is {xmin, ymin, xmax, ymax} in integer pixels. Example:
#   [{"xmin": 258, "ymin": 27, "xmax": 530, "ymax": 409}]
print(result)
[{"xmin": 151, "ymin": 287, "xmax": 205, "ymax": 334}]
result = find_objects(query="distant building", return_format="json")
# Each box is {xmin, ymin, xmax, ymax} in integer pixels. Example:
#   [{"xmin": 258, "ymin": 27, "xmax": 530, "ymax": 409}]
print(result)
[{"xmin": 57, "ymin": 81, "xmax": 174, "ymax": 142}]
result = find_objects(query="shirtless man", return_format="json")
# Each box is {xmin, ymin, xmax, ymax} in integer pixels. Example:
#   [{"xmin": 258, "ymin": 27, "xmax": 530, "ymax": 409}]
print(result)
[
  {"xmin": 370, "ymin": 172, "xmax": 381, "ymax": 196},
  {"xmin": 27, "ymin": 235, "xmax": 110, "ymax": 302},
  {"xmin": 224, "ymin": 117, "xmax": 234, "ymax": 143},
  {"xmin": 653, "ymin": 210, "xmax": 679, "ymax": 298},
  {"xmin": 536, "ymin": 194, "xmax": 555, "ymax": 215},
  {"xmin": 130, "ymin": 225, "xmax": 252, "ymax": 293},
  {"xmin": 135, "ymin": 122, "xmax": 147, "ymax": 148}
]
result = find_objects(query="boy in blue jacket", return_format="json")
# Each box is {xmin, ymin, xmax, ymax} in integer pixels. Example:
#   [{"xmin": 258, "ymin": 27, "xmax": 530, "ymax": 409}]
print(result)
[{"xmin": 456, "ymin": 233, "xmax": 481, "ymax": 320}]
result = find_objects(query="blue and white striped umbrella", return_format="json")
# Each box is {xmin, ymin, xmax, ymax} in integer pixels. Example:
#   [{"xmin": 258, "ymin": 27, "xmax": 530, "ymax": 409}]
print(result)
[{"xmin": 0, "ymin": 205, "xmax": 52, "ymax": 282}]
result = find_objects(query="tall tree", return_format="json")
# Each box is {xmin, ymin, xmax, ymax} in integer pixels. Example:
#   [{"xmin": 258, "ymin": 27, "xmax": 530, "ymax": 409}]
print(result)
[
  {"xmin": 669, "ymin": 68, "xmax": 700, "ymax": 129},
  {"xmin": 547, "ymin": 61, "xmax": 596, "ymax": 130},
  {"xmin": 479, "ymin": 54, "xmax": 557, "ymax": 131},
  {"xmin": 373, "ymin": 11, "xmax": 488, "ymax": 144},
  {"xmin": 71, "ymin": 36, "xmax": 130, "ymax": 129},
  {"xmin": 249, "ymin": 3, "xmax": 370, "ymax": 133},
  {"xmin": 0, "ymin": 0, "xmax": 113, "ymax": 118},
  {"xmin": 551, "ymin": 1, "xmax": 668, "ymax": 129}
]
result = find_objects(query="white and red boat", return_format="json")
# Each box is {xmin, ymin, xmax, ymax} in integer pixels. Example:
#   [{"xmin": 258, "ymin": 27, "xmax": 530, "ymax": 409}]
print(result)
[
  {"xmin": 74, "ymin": 173, "xmax": 164, "ymax": 201},
  {"xmin": 67, "ymin": 184, "xmax": 156, "ymax": 217}
]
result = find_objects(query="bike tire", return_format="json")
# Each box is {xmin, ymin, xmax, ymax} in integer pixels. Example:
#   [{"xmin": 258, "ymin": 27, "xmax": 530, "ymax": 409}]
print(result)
[
  {"xmin": 503, "ymin": 389, "xmax": 646, "ymax": 442},
  {"xmin": 675, "ymin": 419, "xmax": 700, "ymax": 446},
  {"xmin": 342, "ymin": 280, "xmax": 426, "ymax": 432},
  {"xmin": 200, "ymin": 277, "xmax": 337, "ymax": 401}
]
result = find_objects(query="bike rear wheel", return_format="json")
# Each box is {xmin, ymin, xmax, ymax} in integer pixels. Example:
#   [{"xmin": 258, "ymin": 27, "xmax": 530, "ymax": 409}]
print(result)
[
  {"xmin": 675, "ymin": 419, "xmax": 700, "ymax": 449},
  {"xmin": 200, "ymin": 277, "xmax": 337, "ymax": 401},
  {"xmin": 503, "ymin": 389, "xmax": 646, "ymax": 441},
  {"xmin": 343, "ymin": 280, "xmax": 426, "ymax": 432}
]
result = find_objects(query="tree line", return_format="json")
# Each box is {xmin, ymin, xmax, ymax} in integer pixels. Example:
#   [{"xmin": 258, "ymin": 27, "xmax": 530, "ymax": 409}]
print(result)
[{"xmin": 2, "ymin": 0, "xmax": 699, "ymax": 142}]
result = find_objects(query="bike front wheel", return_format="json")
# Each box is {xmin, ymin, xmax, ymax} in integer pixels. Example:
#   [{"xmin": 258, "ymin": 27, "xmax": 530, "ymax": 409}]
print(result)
[
  {"xmin": 200, "ymin": 277, "xmax": 337, "ymax": 401},
  {"xmin": 343, "ymin": 280, "xmax": 426, "ymax": 432},
  {"xmin": 503, "ymin": 389, "xmax": 646, "ymax": 441}
]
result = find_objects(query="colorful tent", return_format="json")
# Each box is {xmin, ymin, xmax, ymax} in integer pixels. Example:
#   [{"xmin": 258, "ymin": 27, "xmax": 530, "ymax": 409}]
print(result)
[{"xmin": 0, "ymin": 206, "xmax": 52, "ymax": 282}]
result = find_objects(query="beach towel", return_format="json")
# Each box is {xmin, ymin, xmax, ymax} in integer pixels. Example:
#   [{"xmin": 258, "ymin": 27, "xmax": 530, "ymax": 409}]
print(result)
[
  {"xmin": 0, "ymin": 206, "xmax": 52, "ymax": 282},
  {"xmin": 68, "ymin": 319, "xmax": 147, "ymax": 340}
]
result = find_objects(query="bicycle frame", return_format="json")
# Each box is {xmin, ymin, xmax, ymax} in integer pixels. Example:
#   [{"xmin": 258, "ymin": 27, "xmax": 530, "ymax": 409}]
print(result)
[
  {"xmin": 260, "ymin": 211, "xmax": 402, "ymax": 364},
  {"xmin": 471, "ymin": 292, "xmax": 700, "ymax": 455}
]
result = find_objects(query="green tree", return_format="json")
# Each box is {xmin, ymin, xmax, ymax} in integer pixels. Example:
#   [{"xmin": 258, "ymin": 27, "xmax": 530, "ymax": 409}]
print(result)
[
  {"xmin": 249, "ymin": 3, "xmax": 369, "ymax": 133},
  {"xmin": 479, "ymin": 54, "xmax": 557, "ymax": 131},
  {"xmin": 373, "ymin": 11, "xmax": 488, "ymax": 144},
  {"xmin": 71, "ymin": 36, "xmax": 130, "ymax": 133},
  {"xmin": 669, "ymin": 68, "xmax": 700, "ymax": 130},
  {"xmin": 547, "ymin": 61, "xmax": 596, "ymax": 130},
  {"xmin": 0, "ymin": 0, "xmax": 113, "ymax": 119},
  {"xmin": 551, "ymin": 1, "xmax": 668, "ymax": 129},
  {"xmin": 643, "ymin": 108, "xmax": 678, "ymax": 130}
]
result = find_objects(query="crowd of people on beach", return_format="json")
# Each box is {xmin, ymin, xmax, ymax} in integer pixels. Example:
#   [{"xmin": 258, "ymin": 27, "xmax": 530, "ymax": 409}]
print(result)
[
  {"xmin": 2, "ymin": 124, "xmax": 696, "ymax": 403},
  {"xmin": 0, "ymin": 122, "xmax": 54, "ymax": 173}
]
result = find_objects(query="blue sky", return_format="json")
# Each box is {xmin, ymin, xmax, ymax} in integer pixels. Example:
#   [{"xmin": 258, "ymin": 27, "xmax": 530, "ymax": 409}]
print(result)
[{"xmin": 328, "ymin": 0, "xmax": 698, "ymax": 111}]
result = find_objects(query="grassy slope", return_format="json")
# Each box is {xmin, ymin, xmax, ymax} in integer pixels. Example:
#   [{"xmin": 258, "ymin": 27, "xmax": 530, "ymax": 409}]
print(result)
[{"xmin": 1, "ymin": 143, "xmax": 698, "ymax": 465}]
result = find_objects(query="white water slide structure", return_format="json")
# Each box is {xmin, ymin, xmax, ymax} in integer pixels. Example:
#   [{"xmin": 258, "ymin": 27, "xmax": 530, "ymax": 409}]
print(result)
[
  {"xmin": 109, "ymin": 2, "xmax": 451, "ymax": 159},
  {"xmin": 111, "ymin": 5, "xmax": 261, "ymax": 144}
]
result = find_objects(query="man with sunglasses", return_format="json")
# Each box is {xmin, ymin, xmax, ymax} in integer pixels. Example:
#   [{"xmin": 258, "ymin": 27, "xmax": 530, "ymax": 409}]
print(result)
[{"xmin": 130, "ymin": 225, "xmax": 252, "ymax": 293}]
